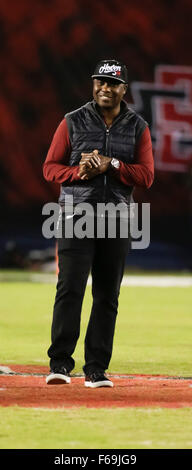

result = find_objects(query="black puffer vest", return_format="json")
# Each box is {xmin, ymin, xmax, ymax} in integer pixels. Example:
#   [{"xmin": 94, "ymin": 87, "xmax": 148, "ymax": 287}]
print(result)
[{"xmin": 59, "ymin": 100, "xmax": 147, "ymax": 207}]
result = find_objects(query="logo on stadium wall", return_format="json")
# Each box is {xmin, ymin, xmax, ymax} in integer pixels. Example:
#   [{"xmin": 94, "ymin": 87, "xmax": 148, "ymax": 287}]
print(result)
[{"xmin": 130, "ymin": 65, "xmax": 192, "ymax": 172}]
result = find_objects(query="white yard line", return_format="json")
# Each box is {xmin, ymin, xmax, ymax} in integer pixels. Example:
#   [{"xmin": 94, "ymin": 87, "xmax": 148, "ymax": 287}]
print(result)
[
  {"xmin": 26, "ymin": 273, "xmax": 192, "ymax": 287},
  {"xmin": 121, "ymin": 275, "xmax": 192, "ymax": 287},
  {"xmin": 0, "ymin": 272, "xmax": 192, "ymax": 286}
]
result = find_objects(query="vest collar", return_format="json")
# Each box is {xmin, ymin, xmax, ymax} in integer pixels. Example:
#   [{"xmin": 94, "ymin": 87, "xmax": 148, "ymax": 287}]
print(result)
[{"xmin": 85, "ymin": 100, "xmax": 135, "ymax": 128}]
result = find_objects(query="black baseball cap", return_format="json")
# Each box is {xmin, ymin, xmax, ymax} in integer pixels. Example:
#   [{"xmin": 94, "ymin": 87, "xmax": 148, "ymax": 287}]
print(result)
[{"xmin": 91, "ymin": 59, "xmax": 128, "ymax": 84}]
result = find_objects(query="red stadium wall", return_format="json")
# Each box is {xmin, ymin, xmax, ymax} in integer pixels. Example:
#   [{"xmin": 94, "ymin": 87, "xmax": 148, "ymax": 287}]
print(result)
[{"xmin": 0, "ymin": 0, "xmax": 191, "ymax": 257}]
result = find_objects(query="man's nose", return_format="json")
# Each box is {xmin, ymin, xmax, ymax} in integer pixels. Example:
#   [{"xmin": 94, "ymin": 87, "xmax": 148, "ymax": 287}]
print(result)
[{"xmin": 101, "ymin": 82, "xmax": 111, "ymax": 90}]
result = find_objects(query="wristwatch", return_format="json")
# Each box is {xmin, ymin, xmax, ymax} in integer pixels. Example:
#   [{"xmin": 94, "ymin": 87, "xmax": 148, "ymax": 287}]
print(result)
[{"xmin": 111, "ymin": 158, "xmax": 120, "ymax": 169}]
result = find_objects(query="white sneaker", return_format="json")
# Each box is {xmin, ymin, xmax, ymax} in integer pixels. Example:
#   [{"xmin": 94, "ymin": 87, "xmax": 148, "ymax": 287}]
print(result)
[
  {"xmin": 84, "ymin": 371, "xmax": 113, "ymax": 388},
  {"xmin": 46, "ymin": 367, "xmax": 71, "ymax": 384}
]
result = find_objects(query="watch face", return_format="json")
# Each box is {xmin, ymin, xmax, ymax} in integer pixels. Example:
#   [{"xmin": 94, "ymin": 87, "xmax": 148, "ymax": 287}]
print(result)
[{"xmin": 111, "ymin": 158, "xmax": 120, "ymax": 168}]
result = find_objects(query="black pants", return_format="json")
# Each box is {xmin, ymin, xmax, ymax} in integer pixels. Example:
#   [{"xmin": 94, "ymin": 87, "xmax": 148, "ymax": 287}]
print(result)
[{"xmin": 47, "ymin": 215, "xmax": 130, "ymax": 374}]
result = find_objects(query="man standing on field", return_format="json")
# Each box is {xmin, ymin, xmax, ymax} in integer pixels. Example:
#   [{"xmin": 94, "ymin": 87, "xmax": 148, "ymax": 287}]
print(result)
[{"xmin": 43, "ymin": 59, "xmax": 154, "ymax": 388}]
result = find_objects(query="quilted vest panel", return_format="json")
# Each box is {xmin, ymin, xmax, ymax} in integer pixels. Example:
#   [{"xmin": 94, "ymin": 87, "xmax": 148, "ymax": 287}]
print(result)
[{"xmin": 59, "ymin": 100, "xmax": 147, "ymax": 206}]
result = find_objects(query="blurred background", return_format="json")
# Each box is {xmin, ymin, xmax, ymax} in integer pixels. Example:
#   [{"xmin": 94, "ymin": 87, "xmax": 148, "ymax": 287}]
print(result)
[{"xmin": 0, "ymin": 0, "xmax": 191, "ymax": 273}]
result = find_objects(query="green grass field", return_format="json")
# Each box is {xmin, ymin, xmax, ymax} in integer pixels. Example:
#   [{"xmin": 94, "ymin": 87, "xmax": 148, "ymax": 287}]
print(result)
[
  {"xmin": 1, "ymin": 407, "xmax": 192, "ymax": 449},
  {"xmin": 0, "ymin": 273, "xmax": 192, "ymax": 449}
]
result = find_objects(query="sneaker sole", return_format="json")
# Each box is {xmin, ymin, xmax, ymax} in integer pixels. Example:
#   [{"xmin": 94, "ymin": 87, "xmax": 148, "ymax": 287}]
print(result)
[
  {"xmin": 46, "ymin": 373, "xmax": 71, "ymax": 385},
  {"xmin": 84, "ymin": 380, "xmax": 113, "ymax": 388}
]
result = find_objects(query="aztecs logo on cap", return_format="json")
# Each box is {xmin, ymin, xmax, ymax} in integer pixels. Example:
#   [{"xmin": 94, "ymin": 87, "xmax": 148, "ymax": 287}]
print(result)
[{"xmin": 99, "ymin": 63, "xmax": 121, "ymax": 77}]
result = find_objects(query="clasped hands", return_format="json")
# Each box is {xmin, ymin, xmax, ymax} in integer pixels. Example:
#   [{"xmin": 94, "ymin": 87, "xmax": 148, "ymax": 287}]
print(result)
[{"xmin": 78, "ymin": 150, "xmax": 112, "ymax": 180}]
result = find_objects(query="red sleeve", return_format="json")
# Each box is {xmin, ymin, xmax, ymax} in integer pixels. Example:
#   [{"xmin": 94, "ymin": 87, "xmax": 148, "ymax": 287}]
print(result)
[
  {"xmin": 111, "ymin": 126, "xmax": 154, "ymax": 188},
  {"xmin": 43, "ymin": 118, "xmax": 80, "ymax": 184}
]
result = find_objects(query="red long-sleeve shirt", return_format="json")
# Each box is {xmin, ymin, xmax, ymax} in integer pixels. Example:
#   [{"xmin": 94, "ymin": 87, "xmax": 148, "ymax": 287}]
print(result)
[{"xmin": 43, "ymin": 118, "xmax": 154, "ymax": 188}]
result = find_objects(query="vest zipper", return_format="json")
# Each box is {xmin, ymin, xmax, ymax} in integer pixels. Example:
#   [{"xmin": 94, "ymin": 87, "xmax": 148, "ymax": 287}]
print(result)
[{"xmin": 103, "ymin": 127, "xmax": 110, "ymax": 201}]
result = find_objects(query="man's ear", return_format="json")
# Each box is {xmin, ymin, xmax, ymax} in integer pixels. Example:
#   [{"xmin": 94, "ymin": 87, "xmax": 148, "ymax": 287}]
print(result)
[{"xmin": 123, "ymin": 84, "xmax": 128, "ymax": 95}]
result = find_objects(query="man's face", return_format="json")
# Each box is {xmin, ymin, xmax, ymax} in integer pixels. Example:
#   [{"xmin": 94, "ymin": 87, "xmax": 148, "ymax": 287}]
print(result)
[{"xmin": 93, "ymin": 78, "xmax": 127, "ymax": 109}]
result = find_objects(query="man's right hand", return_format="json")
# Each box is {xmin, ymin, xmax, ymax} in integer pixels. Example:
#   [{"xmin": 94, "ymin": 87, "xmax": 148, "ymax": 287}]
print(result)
[
  {"xmin": 78, "ymin": 150, "xmax": 101, "ymax": 180},
  {"xmin": 80, "ymin": 150, "xmax": 101, "ymax": 168},
  {"xmin": 78, "ymin": 149, "xmax": 112, "ymax": 180}
]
